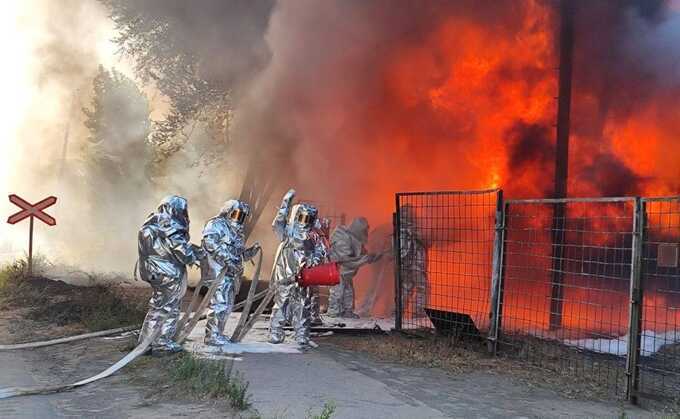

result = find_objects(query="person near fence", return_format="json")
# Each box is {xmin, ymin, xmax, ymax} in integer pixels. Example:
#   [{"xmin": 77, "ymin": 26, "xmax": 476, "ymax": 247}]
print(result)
[
  {"xmin": 201, "ymin": 199, "xmax": 261, "ymax": 346},
  {"xmin": 308, "ymin": 217, "xmax": 331, "ymax": 325},
  {"xmin": 399, "ymin": 204, "xmax": 427, "ymax": 318},
  {"xmin": 269, "ymin": 189, "xmax": 326, "ymax": 347},
  {"xmin": 137, "ymin": 195, "xmax": 204, "ymax": 354},
  {"xmin": 326, "ymin": 217, "xmax": 382, "ymax": 318}
]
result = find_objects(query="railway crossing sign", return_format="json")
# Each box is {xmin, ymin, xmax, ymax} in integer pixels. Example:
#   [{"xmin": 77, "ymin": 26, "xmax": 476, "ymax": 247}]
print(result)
[{"xmin": 6, "ymin": 194, "xmax": 58, "ymax": 276}]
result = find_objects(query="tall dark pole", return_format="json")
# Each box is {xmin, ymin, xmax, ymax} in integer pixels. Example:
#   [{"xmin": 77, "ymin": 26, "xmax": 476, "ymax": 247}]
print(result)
[
  {"xmin": 549, "ymin": 0, "xmax": 574, "ymax": 330},
  {"xmin": 28, "ymin": 216, "xmax": 34, "ymax": 278}
]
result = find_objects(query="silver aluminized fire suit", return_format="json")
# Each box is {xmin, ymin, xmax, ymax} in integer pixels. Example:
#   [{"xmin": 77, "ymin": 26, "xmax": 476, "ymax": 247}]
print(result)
[
  {"xmin": 308, "ymin": 218, "xmax": 331, "ymax": 324},
  {"xmin": 269, "ymin": 190, "xmax": 326, "ymax": 346},
  {"xmin": 201, "ymin": 199, "xmax": 260, "ymax": 346},
  {"xmin": 399, "ymin": 205, "xmax": 427, "ymax": 317},
  {"xmin": 137, "ymin": 195, "xmax": 202, "ymax": 352},
  {"xmin": 327, "ymin": 217, "xmax": 380, "ymax": 318}
]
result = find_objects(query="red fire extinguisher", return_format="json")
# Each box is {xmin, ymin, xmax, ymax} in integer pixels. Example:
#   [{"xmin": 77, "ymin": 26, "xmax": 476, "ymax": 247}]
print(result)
[{"xmin": 298, "ymin": 262, "xmax": 340, "ymax": 287}]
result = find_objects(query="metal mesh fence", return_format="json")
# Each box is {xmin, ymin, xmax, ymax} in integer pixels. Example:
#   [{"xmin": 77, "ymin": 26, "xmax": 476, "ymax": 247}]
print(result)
[
  {"xmin": 395, "ymin": 190, "xmax": 498, "ymax": 338},
  {"xmin": 497, "ymin": 198, "xmax": 635, "ymax": 395},
  {"xmin": 393, "ymin": 191, "xmax": 680, "ymax": 403},
  {"xmin": 639, "ymin": 197, "xmax": 680, "ymax": 400}
]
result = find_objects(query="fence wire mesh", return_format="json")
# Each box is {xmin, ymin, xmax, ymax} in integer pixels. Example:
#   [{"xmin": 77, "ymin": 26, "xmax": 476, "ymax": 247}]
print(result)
[
  {"xmin": 498, "ymin": 198, "xmax": 635, "ymax": 395},
  {"xmin": 395, "ymin": 190, "xmax": 498, "ymax": 339},
  {"xmin": 394, "ymin": 191, "xmax": 680, "ymax": 403},
  {"xmin": 639, "ymin": 198, "xmax": 680, "ymax": 399}
]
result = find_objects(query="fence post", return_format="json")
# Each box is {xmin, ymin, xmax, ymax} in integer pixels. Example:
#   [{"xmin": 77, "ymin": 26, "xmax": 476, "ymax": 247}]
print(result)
[
  {"xmin": 393, "ymin": 201, "xmax": 403, "ymax": 332},
  {"xmin": 626, "ymin": 198, "xmax": 645, "ymax": 404},
  {"xmin": 488, "ymin": 190, "xmax": 506, "ymax": 354}
]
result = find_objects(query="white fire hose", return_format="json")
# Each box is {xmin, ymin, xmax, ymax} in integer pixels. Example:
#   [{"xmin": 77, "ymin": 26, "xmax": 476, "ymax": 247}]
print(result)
[
  {"xmin": 0, "ymin": 251, "xmax": 269, "ymax": 399},
  {"xmin": 0, "ymin": 326, "xmax": 138, "ymax": 351},
  {"xmin": 0, "ymin": 318, "xmax": 163, "ymax": 399}
]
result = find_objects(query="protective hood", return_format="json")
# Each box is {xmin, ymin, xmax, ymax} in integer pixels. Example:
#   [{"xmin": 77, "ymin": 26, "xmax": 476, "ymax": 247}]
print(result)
[
  {"xmin": 347, "ymin": 217, "xmax": 369, "ymax": 244},
  {"xmin": 219, "ymin": 199, "xmax": 250, "ymax": 231},
  {"xmin": 143, "ymin": 195, "xmax": 190, "ymax": 233},
  {"xmin": 288, "ymin": 203, "xmax": 318, "ymax": 240}
]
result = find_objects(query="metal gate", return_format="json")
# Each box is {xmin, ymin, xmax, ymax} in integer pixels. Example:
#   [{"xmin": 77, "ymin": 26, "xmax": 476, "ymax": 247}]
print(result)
[
  {"xmin": 394, "ymin": 191, "xmax": 680, "ymax": 403},
  {"xmin": 638, "ymin": 197, "xmax": 680, "ymax": 401},
  {"xmin": 394, "ymin": 189, "xmax": 499, "ymax": 336}
]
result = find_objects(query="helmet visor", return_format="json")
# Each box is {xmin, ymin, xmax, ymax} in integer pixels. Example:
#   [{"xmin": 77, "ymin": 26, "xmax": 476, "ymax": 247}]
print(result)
[
  {"xmin": 229, "ymin": 208, "xmax": 247, "ymax": 225},
  {"xmin": 296, "ymin": 211, "xmax": 314, "ymax": 226}
]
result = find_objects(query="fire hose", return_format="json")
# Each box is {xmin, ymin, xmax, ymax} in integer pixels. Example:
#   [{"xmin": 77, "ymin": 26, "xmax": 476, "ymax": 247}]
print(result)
[
  {"xmin": 0, "ymin": 317, "xmax": 164, "ymax": 399},
  {"xmin": 0, "ymin": 326, "xmax": 138, "ymax": 351},
  {"xmin": 174, "ymin": 247, "xmax": 264, "ymax": 344},
  {"xmin": 0, "ymin": 250, "xmax": 268, "ymax": 399},
  {"xmin": 0, "ymin": 288, "xmax": 271, "ymax": 352}
]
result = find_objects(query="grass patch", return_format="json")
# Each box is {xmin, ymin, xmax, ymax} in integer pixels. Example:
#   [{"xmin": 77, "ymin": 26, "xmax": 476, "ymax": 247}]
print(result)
[
  {"xmin": 306, "ymin": 401, "xmax": 336, "ymax": 419},
  {"xmin": 169, "ymin": 352, "xmax": 252, "ymax": 410},
  {"xmin": 324, "ymin": 333, "xmax": 494, "ymax": 374},
  {"xmin": 323, "ymin": 333, "xmax": 619, "ymax": 401},
  {"xmin": 0, "ymin": 257, "xmax": 147, "ymax": 331}
]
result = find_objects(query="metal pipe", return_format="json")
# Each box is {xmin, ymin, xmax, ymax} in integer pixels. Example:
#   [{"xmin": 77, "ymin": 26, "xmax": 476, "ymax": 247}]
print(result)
[
  {"xmin": 488, "ymin": 190, "xmax": 506, "ymax": 354},
  {"xmin": 507, "ymin": 196, "xmax": 635, "ymax": 204},
  {"xmin": 393, "ymin": 206, "xmax": 403, "ymax": 331},
  {"xmin": 626, "ymin": 198, "xmax": 645, "ymax": 404},
  {"xmin": 396, "ymin": 188, "xmax": 499, "ymax": 197}
]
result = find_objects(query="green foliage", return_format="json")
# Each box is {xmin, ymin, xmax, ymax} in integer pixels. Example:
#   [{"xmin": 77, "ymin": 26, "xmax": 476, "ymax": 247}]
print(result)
[
  {"xmin": 82, "ymin": 65, "xmax": 150, "ymax": 182},
  {"xmin": 84, "ymin": 65, "xmax": 150, "ymax": 148},
  {"xmin": 169, "ymin": 353, "xmax": 252, "ymax": 410},
  {"xmin": 0, "ymin": 259, "xmax": 28, "ymax": 295},
  {"xmin": 306, "ymin": 401, "xmax": 337, "ymax": 419},
  {"xmin": 81, "ymin": 65, "xmax": 152, "ymax": 257},
  {"xmin": 99, "ymin": 0, "xmax": 232, "ymax": 160}
]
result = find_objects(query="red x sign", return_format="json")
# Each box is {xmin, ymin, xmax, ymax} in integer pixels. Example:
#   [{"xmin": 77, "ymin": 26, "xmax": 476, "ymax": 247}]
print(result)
[{"xmin": 7, "ymin": 194, "xmax": 57, "ymax": 226}]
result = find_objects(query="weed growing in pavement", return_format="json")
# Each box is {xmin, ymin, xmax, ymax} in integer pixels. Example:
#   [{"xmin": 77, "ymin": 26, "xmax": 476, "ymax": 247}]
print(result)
[
  {"xmin": 306, "ymin": 401, "xmax": 336, "ymax": 419},
  {"xmin": 169, "ymin": 352, "xmax": 253, "ymax": 410}
]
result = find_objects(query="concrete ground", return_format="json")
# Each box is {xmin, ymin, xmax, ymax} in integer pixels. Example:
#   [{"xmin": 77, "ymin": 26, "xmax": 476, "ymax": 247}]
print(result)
[
  {"xmin": 0, "ymin": 305, "xmax": 661, "ymax": 419},
  {"xmin": 0, "ymin": 334, "xmax": 656, "ymax": 419},
  {"xmin": 235, "ymin": 343, "xmax": 653, "ymax": 419}
]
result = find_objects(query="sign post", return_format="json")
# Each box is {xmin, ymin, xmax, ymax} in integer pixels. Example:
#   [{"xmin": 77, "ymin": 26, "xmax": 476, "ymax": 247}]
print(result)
[{"xmin": 7, "ymin": 194, "xmax": 57, "ymax": 277}]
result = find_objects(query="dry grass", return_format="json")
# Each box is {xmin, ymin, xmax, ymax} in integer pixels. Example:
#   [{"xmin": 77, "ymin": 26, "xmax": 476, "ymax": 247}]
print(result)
[
  {"xmin": 325, "ymin": 333, "xmax": 494, "ymax": 373},
  {"xmin": 0, "ymin": 258, "xmax": 147, "ymax": 331},
  {"xmin": 126, "ymin": 353, "xmax": 255, "ymax": 416},
  {"xmin": 322, "ymin": 333, "xmax": 619, "ymax": 402}
]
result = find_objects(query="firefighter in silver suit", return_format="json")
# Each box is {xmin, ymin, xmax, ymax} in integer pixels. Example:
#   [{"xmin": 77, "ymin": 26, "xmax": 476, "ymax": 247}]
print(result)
[
  {"xmin": 269, "ymin": 189, "xmax": 326, "ymax": 347},
  {"xmin": 309, "ymin": 217, "xmax": 331, "ymax": 325},
  {"xmin": 137, "ymin": 195, "xmax": 203, "ymax": 353},
  {"xmin": 201, "ymin": 199, "xmax": 261, "ymax": 346},
  {"xmin": 399, "ymin": 204, "xmax": 427, "ymax": 317},
  {"xmin": 327, "ymin": 217, "xmax": 381, "ymax": 318}
]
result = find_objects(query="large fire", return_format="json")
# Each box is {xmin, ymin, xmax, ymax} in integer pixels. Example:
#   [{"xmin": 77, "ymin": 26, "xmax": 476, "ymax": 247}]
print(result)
[{"xmin": 339, "ymin": 1, "xmax": 680, "ymax": 338}]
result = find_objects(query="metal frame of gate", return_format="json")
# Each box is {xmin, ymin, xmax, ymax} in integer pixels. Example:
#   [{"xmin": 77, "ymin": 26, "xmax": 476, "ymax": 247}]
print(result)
[{"xmin": 394, "ymin": 191, "xmax": 680, "ymax": 403}]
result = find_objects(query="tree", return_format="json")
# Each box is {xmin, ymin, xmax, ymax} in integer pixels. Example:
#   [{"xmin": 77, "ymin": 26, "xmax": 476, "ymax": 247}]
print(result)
[
  {"xmin": 81, "ymin": 65, "xmax": 151, "ymax": 250},
  {"xmin": 101, "ymin": 0, "xmax": 236, "ymax": 163}
]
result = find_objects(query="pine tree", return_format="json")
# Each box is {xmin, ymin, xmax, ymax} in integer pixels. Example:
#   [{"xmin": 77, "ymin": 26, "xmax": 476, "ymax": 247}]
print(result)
[{"xmin": 82, "ymin": 66, "xmax": 151, "ymax": 251}]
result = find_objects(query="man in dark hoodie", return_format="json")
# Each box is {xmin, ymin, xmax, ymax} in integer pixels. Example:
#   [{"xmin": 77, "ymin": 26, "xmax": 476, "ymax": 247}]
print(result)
[
  {"xmin": 137, "ymin": 195, "xmax": 203, "ymax": 354},
  {"xmin": 326, "ymin": 217, "xmax": 381, "ymax": 318}
]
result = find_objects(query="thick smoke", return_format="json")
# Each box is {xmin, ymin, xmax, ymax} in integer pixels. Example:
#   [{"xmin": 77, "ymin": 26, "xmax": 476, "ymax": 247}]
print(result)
[
  {"xmin": 0, "ymin": 0, "xmax": 276, "ymax": 275},
  {"xmin": 569, "ymin": 0, "xmax": 680, "ymax": 196},
  {"xmin": 4, "ymin": 0, "xmax": 680, "ymax": 290},
  {"xmin": 505, "ymin": 122, "xmax": 554, "ymax": 197},
  {"xmin": 0, "ymin": 0, "xmax": 131, "ymax": 271},
  {"xmin": 237, "ymin": 0, "xmax": 680, "ymax": 209}
]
